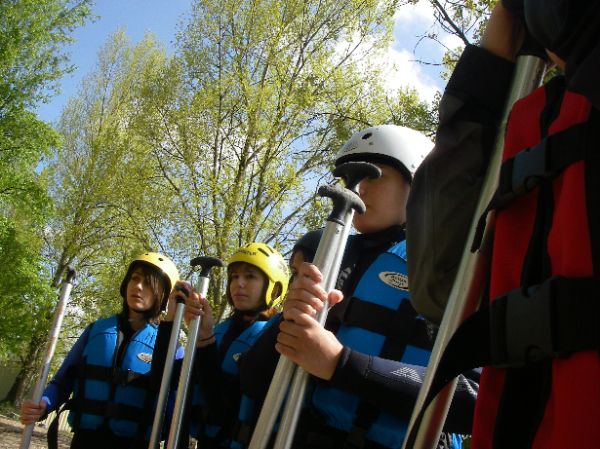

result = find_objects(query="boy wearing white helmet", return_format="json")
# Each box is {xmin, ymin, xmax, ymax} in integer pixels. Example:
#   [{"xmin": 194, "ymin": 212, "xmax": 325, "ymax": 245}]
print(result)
[
  {"xmin": 238, "ymin": 125, "xmax": 478, "ymax": 449},
  {"xmin": 20, "ymin": 252, "xmax": 192, "ymax": 449}
]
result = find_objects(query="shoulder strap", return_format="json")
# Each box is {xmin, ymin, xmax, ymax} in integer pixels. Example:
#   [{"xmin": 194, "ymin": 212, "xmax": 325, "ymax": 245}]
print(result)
[{"xmin": 472, "ymin": 122, "xmax": 587, "ymax": 251}]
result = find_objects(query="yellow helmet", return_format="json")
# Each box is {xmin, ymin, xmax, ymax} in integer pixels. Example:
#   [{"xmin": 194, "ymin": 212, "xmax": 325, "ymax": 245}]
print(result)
[
  {"xmin": 120, "ymin": 252, "xmax": 180, "ymax": 309},
  {"xmin": 227, "ymin": 243, "xmax": 289, "ymax": 308}
]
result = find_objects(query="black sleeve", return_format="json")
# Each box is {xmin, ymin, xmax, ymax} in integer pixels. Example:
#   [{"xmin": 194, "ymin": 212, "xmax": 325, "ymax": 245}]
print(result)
[
  {"xmin": 191, "ymin": 342, "xmax": 223, "ymax": 415},
  {"xmin": 237, "ymin": 315, "xmax": 282, "ymax": 402},
  {"xmin": 149, "ymin": 321, "xmax": 184, "ymax": 390},
  {"xmin": 406, "ymin": 44, "xmax": 516, "ymax": 324},
  {"xmin": 329, "ymin": 348, "xmax": 479, "ymax": 434}
]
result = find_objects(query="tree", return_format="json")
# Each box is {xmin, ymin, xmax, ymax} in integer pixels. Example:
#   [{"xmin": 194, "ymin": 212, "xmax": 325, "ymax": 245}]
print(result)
[
  {"xmin": 130, "ymin": 0, "xmax": 418, "ymax": 317},
  {"xmin": 32, "ymin": 0, "xmax": 438, "ymax": 369},
  {"xmin": 45, "ymin": 30, "xmax": 174, "ymax": 320},
  {"xmin": 0, "ymin": 0, "xmax": 93, "ymax": 404}
]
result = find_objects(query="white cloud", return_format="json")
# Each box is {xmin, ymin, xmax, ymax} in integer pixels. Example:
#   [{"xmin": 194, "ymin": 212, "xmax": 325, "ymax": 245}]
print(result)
[
  {"xmin": 393, "ymin": 0, "xmax": 433, "ymax": 25},
  {"xmin": 333, "ymin": 1, "xmax": 464, "ymax": 104},
  {"xmin": 377, "ymin": 47, "xmax": 440, "ymax": 102},
  {"xmin": 384, "ymin": 0, "xmax": 470, "ymax": 102},
  {"xmin": 441, "ymin": 33, "xmax": 464, "ymax": 51},
  {"xmin": 385, "ymin": 1, "xmax": 448, "ymax": 102}
]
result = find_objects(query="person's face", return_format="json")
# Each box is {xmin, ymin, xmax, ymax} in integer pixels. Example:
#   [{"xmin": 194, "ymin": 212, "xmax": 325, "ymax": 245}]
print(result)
[
  {"xmin": 289, "ymin": 250, "xmax": 306, "ymax": 283},
  {"xmin": 126, "ymin": 267, "xmax": 156, "ymax": 315},
  {"xmin": 229, "ymin": 264, "xmax": 267, "ymax": 311},
  {"xmin": 352, "ymin": 163, "xmax": 410, "ymax": 234}
]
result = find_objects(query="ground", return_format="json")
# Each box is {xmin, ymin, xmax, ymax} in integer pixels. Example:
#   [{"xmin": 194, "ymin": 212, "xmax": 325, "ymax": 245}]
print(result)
[
  {"xmin": 0, "ymin": 415, "xmax": 71, "ymax": 449},
  {"xmin": 0, "ymin": 415, "xmax": 201, "ymax": 448}
]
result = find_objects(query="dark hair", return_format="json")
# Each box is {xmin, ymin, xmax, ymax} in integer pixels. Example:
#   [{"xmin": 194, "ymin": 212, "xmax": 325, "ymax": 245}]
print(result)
[
  {"xmin": 289, "ymin": 229, "xmax": 323, "ymax": 282},
  {"xmin": 120, "ymin": 262, "xmax": 166, "ymax": 322}
]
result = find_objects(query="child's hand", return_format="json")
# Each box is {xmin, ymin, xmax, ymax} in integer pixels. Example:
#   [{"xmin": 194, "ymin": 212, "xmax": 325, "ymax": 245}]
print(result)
[
  {"xmin": 278, "ymin": 262, "xmax": 345, "ymax": 380},
  {"xmin": 276, "ymin": 308, "xmax": 343, "ymax": 380},
  {"xmin": 164, "ymin": 280, "xmax": 193, "ymax": 322},
  {"xmin": 283, "ymin": 262, "xmax": 344, "ymax": 320},
  {"xmin": 20, "ymin": 399, "xmax": 47, "ymax": 425},
  {"xmin": 184, "ymin": 293, "xmax": 215, "ymax": 347}
]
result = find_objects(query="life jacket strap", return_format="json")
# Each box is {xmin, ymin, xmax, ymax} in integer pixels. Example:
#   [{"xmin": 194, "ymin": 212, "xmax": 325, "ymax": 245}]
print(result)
[
  {"xmin": 472, "ymin": 122, "xmax": 587, "ymax": 251},
  {"xmin": 403, "ymin": 275, "xmax": 600, "ymax": 448},
  {"xmin": 68, "ymin": 397, "xmax": 146, "ymax": 423},
  {"xmin": 490, "ymin": 276, "xmax": 599, "ymax": 367},
  {"xmin": 78, "ymin": 364, "xmax": 150, "ymax": 388}
]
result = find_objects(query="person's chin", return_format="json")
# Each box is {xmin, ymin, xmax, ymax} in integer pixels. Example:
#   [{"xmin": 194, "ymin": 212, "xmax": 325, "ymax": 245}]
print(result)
[
  {"xmin": 127, "ymin": 300, "xmax": 147, "ymax": 312},
  {"xmin": 354, "ymin": 222, "xmax": 377, "ymax": 234},
  {"xmin": 234, "ymin": 302, "xmax": 247, "ymax": 310}
]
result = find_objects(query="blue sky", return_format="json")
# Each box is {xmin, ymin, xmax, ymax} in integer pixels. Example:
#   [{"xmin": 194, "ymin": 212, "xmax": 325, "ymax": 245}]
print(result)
[
  {"xmin": 36, "ymin": 0, "xmax": 459, "ymax": 124},
  {"xmin": 36, "ymin": 0, "xmax": 192, "ymax": 123}
]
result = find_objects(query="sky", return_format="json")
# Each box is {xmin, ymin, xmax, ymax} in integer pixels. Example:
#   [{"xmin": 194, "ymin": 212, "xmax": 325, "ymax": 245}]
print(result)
[
  {"xmin": 36, "ymin": 0, "xmax": 192, "ymax": 123},
  {"xmin": 36, "ymin": 0, "xmax": 462, "ymax": 124}
]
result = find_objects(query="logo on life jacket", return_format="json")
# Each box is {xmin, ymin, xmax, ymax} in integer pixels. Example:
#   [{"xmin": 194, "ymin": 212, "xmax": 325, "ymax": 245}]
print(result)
[
  {"xmin": 137, "ymin": 353, "xmax": 153, "ymax": 364},
  {"xmin": 379, "ymin": 272, "xmax": 409, "ymax": 291}
]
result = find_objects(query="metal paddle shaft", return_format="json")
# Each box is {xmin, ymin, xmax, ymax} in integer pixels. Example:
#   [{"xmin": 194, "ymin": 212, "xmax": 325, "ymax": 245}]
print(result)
[
  {"xmin": 148, "ymin": 286, "xmax": 189, "ymax": 449},
  {"xmin": 20, "ymin": 267, "xmax": 76, "ymax": 449},
  {"xmin": 402, "ymin": 54, "xmax": 546, "ymax": 449},
  {"xmin": 166, "ymin": 256, "xmax": 223, "ymax": 449},
  {"xmin": 249, "ymin": 162, "xmax": 380, "ymax": 449}
]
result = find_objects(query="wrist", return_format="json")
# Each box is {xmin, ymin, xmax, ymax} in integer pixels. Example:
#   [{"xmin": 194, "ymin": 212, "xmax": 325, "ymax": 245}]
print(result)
[{"xmin": 196, "ymin": 335, "xmax": 216, "ymax": 348}]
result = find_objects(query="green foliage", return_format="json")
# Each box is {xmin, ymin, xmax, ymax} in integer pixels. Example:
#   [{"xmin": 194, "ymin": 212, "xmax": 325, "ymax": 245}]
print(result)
[
  {"xmin": 0, "ymin": 215, "xmax": 54, "ymax": 359},
  {"xmin": 45, "ymin": 30, "xmax": 172, "ymax": 322},
  {"xmin": 0, "ymin": 0, "xmax": 93, "ymax": 111},
  {"xmin": 44, "ymin": 1, "xmax": 442, "ymax": 323},
  {"xmin": 0, "ymin": 0, "xmax": 92, "ymax": 365},
  {"xmin": 125, "ymin": 0, "xmax": 410, "ymax": 316},
  {"xmin": 42, "ymin": 1, "xmax": 443, "ymax": 321}
]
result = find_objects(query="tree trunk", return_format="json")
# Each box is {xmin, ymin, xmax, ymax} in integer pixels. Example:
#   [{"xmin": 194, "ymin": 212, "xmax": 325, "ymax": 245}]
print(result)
[{"xmin": 4, "ymin": 330, "xmax": 48, "ymax": 406}]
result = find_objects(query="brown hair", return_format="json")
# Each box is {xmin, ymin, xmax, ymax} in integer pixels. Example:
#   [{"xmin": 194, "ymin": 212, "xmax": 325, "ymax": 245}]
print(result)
[{"xmin": 120, "ymin": 262, "xmax": 167, "ymax": 322}]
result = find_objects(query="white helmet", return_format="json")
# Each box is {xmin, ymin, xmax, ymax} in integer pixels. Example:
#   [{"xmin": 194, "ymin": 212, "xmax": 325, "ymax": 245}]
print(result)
[{"xmin": 335, "ymin": 125, "xmax": 433, "ymax": 182}]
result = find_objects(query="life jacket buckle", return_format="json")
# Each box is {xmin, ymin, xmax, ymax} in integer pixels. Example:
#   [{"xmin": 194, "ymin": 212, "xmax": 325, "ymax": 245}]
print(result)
[
  {"xmin": 510, "ymin": 139, "xmax": 549, "ymax": 196},
  {"xmin": 490, "ymin": 278, "xmax": 555, "ymax": 367}
]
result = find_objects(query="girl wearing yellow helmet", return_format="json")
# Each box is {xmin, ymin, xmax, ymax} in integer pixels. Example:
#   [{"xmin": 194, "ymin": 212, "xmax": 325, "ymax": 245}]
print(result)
[
  {"xmin": 20, "ymin": 252, "xmax": 193, "ymax": 449},
  {"xmin": 182, "ymin": 242, "xmax": 289, "ymax": 448}
]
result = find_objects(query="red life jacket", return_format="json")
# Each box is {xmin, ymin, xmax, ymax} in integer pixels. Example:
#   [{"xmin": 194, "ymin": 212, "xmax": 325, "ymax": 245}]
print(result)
[{"xmin": 471, "ymin": 78, "xmax": 600, "ymax": 448}]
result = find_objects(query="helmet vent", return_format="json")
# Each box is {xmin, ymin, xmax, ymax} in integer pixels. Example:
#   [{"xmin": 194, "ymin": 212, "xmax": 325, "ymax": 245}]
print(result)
[
  {"xmin": 159, "ymin": 257, "xmax": 164, "ymax": 261},
  {"xmin": 361, "ymin": 132, "xmax": 373, "ymax": 140},
  {"xmin": 258, "ymin": 248, "xmax": 270, "ymax": 257}
]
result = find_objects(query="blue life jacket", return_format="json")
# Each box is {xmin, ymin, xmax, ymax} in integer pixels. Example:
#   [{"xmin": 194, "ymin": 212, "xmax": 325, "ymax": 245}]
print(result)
[
  {"xmin": 310, "ymin": 241, "xmax": 447, "ymax": 449},
  {"xmin": 215, "ymin": 317, "xmax": 272, "ymax": 376},
  {"xmin": 191, "ymin": 316, "xmax": 276, "ymax": 441},
  {"xmin": 68, "ymin": 315, "xmax": 157, "ymax": 439},
  {"xmin": 228, "ymin": 314, "xmax": 284, "ymax": 449}
]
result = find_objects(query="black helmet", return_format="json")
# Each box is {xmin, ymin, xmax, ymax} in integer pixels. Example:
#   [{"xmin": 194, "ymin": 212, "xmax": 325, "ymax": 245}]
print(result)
[{"xmin": 292, "ymin": 229, "xmax": 323, "ymax": 264}]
